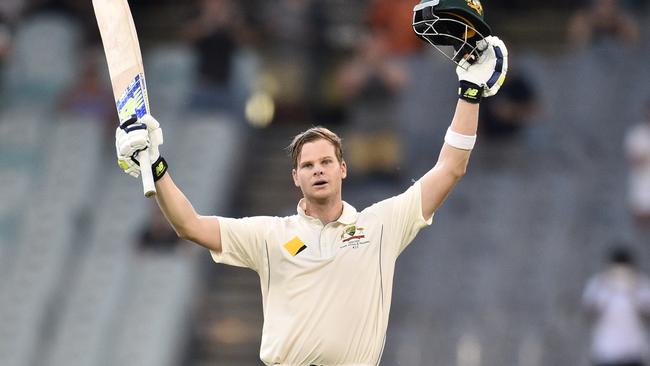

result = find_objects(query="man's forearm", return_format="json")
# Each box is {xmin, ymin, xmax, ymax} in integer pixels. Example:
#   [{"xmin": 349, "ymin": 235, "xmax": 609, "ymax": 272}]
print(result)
[
  {"xmin": 154, "ymin": 173, "xmax": 222, "ymax": 251},
  {"xmin": 154, "ymin": 173, "xmax": 201, "ymax": 238},
  {"xmin": 419, "ymin": 100, "xmax": 479, "ymax": 218},
  {"xmin": 438, "ymin": 99, "xmax": 479, "ymax": 176},
  {"xmin": 449, "ymin": 99, "xmax": 479, "ymax": 135}
]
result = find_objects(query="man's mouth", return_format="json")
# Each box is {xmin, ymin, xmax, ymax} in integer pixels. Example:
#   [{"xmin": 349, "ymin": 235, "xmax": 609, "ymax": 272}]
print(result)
[{"xmin": 313, "ymin": 180, "xmax": 328, "ymax": 187}]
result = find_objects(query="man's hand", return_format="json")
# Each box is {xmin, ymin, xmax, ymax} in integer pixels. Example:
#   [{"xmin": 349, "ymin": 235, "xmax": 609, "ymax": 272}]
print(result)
[
  {"xmin": 115, "ymin": 114, "xmax": 164, "ymax": 178},
  {"xmin": 456, "ymin": 36, "xmax": 508, "ymax": 102}
]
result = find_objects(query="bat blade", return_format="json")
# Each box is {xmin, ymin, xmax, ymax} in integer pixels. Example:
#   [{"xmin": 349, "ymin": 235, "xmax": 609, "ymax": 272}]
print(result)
[{"xmin": 93, "ymin": 0, "xmax": 156, "ymax": 197}]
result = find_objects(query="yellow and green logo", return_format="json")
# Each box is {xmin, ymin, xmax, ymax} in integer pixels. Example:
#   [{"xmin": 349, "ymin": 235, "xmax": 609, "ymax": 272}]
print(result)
[
  {"xmin": 466, "ymin": 0, "xmax": 483, "ymax": 16},
  {"xmin": 155, "ymin": 161, "xmax": 165, "ymax": 176},
  {"xmin": 341, "ymin": 225, "xmax": 366, "ymax": 240},
  {"xmin": 464, "ymin": 88, "xmax": 479, "ymax": 98}
]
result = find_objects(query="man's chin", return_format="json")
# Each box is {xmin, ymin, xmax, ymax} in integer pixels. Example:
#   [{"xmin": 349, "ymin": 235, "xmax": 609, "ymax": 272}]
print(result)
[{"xmin": 308, "ymin": 189, "xmax": 335, "ymax": 202}]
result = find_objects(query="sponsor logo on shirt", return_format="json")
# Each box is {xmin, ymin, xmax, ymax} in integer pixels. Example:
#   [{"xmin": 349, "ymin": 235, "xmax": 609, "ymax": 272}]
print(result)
[
  {"xmin": 340, "ymin": 225, "xmax": 370, "ymax": 249},
  {"xmin": 283, "ymin": 236, "xmax": 307, "ymax": 256}
]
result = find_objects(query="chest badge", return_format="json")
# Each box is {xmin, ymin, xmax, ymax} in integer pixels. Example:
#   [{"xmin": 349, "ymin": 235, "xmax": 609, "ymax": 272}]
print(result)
[
  {"xmin": 283, "ymin": 236, "xmax": 307, "ymax": 256},
  {"xmin": 340, "ymin": 225, "xmax": 369, "ymax": 248}
]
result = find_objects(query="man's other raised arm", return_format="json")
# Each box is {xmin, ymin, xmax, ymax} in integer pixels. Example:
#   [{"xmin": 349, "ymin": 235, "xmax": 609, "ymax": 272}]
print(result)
[
  {"xmin": 420, "ymin": 100, "xmax": 478, "ymax": 220},
  {"xmin": 420, "ymin": 36, "xmax": 508, "ymax": 220}
]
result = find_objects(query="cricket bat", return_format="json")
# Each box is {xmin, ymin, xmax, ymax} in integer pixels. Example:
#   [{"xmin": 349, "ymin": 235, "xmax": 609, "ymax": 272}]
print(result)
[{"xmin": 93, "ymin": 0, "xmax": 156, "ymax": 197}]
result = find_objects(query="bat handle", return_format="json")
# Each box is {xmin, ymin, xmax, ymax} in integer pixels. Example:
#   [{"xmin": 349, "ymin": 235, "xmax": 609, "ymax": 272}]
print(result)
[{"xmin": 139, "ymin": 149, "xmax": 157, "ymax": 198}]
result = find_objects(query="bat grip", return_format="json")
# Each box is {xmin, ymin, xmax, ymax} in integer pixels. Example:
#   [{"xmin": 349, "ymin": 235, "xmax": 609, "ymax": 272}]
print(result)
[{"xmin": 139, "ymin": 149, "xmax": 156, "ymax": 198}]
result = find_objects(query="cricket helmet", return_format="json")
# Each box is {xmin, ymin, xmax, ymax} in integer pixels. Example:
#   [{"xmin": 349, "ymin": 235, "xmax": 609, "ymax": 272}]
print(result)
[{"xmin": 412, "ymin": 0, "xmax": 492, "ymax": 65}]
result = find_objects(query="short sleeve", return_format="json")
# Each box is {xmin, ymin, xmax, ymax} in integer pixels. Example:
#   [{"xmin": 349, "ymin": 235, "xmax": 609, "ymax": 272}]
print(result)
[
  {"xmin": 366, "ymin": 180, "xmax": 433, "ymax": 257},
  {"xmin": 210, "ymin": 216, "xmax": 274, "ymax": 272}
]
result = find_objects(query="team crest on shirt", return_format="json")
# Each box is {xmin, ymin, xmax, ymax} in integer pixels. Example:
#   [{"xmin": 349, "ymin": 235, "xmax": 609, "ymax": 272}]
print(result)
[{"xmin": 340, "ymin": 225, "xmax": 370, "ymax": 249}]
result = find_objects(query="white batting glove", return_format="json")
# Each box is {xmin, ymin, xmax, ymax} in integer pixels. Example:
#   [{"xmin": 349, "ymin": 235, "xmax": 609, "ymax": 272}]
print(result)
[
  {"xmin": 456, "ymin": 36, "xmax": 508, "ymax": 102},
  {"xmin": 115, "ymin": 114, "xmax": 164, "ymax": 178}
]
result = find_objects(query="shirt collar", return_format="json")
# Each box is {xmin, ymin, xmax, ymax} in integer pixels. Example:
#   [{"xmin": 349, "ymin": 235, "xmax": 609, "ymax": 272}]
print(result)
[{"xmin": 297, "ymin": 199, "xmax": 358, "ymax": 225}]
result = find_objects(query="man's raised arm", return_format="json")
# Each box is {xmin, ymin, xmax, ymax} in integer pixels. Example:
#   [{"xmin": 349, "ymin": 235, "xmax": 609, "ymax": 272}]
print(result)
[
  {"xmin": 154, "ymin": 173, "xmax": 222, "ymax": 252},
  {"xmin": 420, "ymin": 36, "xmax": 508, "ymax": 220},
  {"xmin": 114, "ymin": 115, "xmax": 222, "ymax": 253}
]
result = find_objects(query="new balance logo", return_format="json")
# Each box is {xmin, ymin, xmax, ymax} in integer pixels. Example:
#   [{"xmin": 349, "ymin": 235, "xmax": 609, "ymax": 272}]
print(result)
[
  {"xmin": 464, "ymin": 88, "xmax": 479, "ymax": 98},
  {"xmin": 155, "ymin": 161, "xmax": 165, "ymax": 176}
]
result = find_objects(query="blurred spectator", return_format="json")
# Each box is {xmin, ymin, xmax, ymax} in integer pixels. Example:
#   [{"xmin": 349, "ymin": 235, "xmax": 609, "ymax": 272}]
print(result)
[
  {"xmin": 583, "ymin": 245, "xmax": 650, "ymax": 366},
  {"xmin": 24, "ymin": 0, "xmax": 85, "ymax": 19},
  {"xmin": 623, "ymin": 0, "xmax": 648, "ymax": 11},
  {"xmin": 0, "ymin": 14, "xmax": 13, "ymax": 82},
  {"xmin": 368, "ymin": 0, "xmax": 424, "ymax": 56},
  {"xmin": 0, "ymin": 0, "xmax": 26, "ymax": 24},
  {"xmin": 260, "ymin": 0, "xmax": 328, "ymax": 122},
  {"xmin": 479, "ymin": 63, "xmax": 539, "ymax": 139},
  {"xmin": 138, "ymin": 204, "xmax": 187, "ymax": 253},
  {"xmin": 56, "ymin": 47, "xmax": 115, "ymax": 136},
  {"xmin": 336, "ymin": 31, "xmax": 408, "ymax": 180},
  {"xmin": 567, "ymin": 0, "xmax": 640, "ymax": 49},
  {"xmin": 181, "ymin": 0, "xmax": 246, "ymax": 113},
  {"xmin": 624, "ymin": 99, "xmax": 650, "ymax": 228}
]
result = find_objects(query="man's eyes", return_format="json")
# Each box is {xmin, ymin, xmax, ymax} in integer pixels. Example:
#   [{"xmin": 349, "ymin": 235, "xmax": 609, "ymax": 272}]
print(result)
[{"xmin": 301, "ymin": 159, "xmax": 332, "ymax": 169}]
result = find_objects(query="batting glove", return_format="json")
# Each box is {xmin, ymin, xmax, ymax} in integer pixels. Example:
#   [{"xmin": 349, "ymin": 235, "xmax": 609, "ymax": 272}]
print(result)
[
  {"xmin": 115, "ymin": 114, "xmax": 167, "ymax": 180},
  {"xmin": 456, "ymin": 36, "xmax": 508, "ymax": 103}
]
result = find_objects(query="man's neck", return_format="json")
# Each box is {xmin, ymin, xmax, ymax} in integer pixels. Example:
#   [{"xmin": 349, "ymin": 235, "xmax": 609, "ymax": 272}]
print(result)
[{"xmin": 302, "ymin": 197, "xmax": 343, "ymax": 225}]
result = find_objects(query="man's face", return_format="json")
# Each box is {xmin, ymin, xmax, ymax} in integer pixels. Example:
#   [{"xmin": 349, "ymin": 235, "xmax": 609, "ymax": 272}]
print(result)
[{"xmin": 292, "ymin": 139, "xmax": 347, "ymax": 202}]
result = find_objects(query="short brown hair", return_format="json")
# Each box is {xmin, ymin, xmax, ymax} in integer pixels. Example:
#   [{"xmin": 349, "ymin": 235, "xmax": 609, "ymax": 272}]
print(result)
[{"xmin": 287, "ymin": 126, "xmax": 343, "ymax": 169}]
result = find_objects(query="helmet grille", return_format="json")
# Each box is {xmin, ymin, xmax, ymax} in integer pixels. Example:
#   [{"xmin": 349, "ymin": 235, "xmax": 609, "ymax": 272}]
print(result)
[{"xmin": 413, "ymin": 7, "xmax": 487, "ymax": 66}]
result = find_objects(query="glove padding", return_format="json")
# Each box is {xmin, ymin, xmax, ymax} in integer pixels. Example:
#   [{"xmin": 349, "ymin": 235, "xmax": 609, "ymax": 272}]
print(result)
[
  {"xmin": 456, "ymin": 36, "xmax": 508, "ymax": 98},
  {"xmin": 115, "ymin": 114, "xmax": 163, "ymax": 178}
]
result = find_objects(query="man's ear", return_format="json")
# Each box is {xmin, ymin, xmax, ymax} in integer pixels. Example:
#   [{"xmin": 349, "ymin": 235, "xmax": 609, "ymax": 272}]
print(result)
[
  {"xmin": 341, "ymin": 160, "xmax": 347, "ymax": 179},
  {"xmin": 292, "ymin": 168, "xmax": 300, "ymax": 187}
]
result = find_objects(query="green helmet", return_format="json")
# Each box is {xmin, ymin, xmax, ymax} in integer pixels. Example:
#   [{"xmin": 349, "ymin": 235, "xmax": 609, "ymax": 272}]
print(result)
[{"xmin": 413, "ymin": 0, "xmax": 492, "ymax": 65}]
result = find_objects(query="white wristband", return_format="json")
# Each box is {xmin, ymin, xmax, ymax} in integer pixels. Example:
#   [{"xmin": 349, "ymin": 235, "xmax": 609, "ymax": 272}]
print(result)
[{"xmin": 444, "ymin": 128, "xmax": 476, "ymax": 150}]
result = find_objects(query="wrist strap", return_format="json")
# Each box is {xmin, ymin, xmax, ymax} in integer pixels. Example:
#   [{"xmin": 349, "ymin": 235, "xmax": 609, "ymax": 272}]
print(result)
[
  {"xmin": 458, "ymin": 80, "xmax": 483, "ymax": 104},
  {"xmin": 151, "ymin": 156, "xmax": 168, "ymax": 182},
  {"xmin": 445, "ymin": 128, "xmax": 476, "ymax": 150}
]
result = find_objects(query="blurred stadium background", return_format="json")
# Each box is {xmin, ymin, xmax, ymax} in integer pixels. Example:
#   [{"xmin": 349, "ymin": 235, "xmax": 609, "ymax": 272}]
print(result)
[{"xmin": 0, "ymin": 0, "xmax": 649, "ymax": 365}]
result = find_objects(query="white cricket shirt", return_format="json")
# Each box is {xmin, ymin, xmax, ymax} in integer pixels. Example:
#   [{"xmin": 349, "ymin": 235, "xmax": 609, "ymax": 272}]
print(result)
[{"xmin": 211, "ymin": 181, "xmax": 432, "ymax": 366}]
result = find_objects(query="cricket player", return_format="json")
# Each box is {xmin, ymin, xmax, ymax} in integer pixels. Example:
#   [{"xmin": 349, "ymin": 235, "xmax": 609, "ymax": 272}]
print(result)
[{"xmin": 114, "ymin": 2, "xmax": 507, "ymax": 364}]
